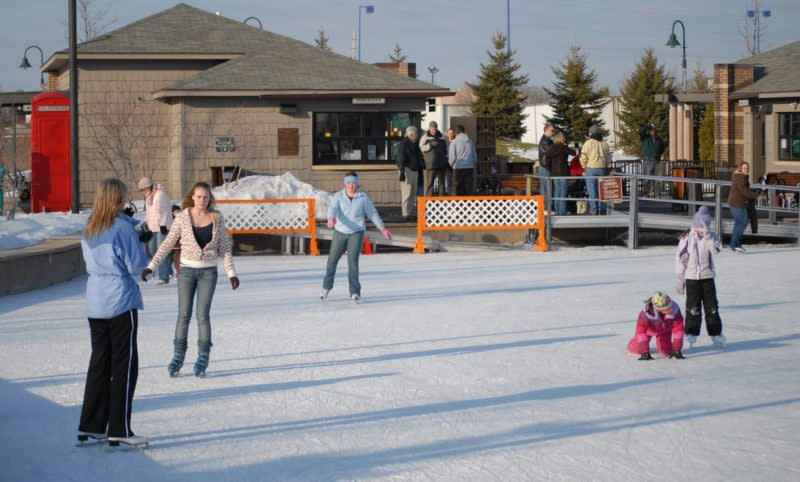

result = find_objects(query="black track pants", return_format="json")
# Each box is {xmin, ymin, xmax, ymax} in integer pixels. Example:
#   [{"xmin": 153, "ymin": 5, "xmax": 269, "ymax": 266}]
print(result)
[{"xmin": 684, "ymin": 279, "xmax": 722, "ymax": 336}]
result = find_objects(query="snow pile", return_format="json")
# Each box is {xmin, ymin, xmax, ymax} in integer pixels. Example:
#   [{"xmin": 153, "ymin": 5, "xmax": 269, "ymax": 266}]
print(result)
[
  {"xmin": 212, "ymin": 172, "xmax": 331, "ymax": 219},
  {"xmin": 612, "ymin": 151, "xmax": 640, "ymax": 161},
  {"xmin": 0, "ymin": 211, "xmax": 91, "ymax": 251},
  {"xmin": 506, "ymin": 145, "xmax": 539, "ymax": 161}
]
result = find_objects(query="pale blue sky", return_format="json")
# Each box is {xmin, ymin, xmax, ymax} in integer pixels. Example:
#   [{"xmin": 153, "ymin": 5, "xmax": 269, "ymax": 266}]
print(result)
[{"xmin": 2, "ymin": 0, "xmax": 798, "ymax": 94}]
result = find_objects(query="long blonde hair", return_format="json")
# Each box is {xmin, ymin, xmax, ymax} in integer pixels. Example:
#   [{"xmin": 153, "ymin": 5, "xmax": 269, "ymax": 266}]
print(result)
[
  {"xmin": 85, "ymin": 177, "xmax": 127, "ymax": 239},
  {"xmin": 181, "ymin": 182, "xmax": 217, "ymax": 211}
]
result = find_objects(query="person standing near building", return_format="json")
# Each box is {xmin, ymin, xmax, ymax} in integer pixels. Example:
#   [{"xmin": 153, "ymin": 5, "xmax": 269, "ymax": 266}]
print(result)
[
  {"xmin": 138, "ymin": 177, "xmax": 173, "ymax": 284},
  {"xmin": 445, "ymin": 128, "xmax": 457, "ymax": 195},
  {"xmin": 448, "ymin": 125, "xmax": 477, "ymax": 195},
  {"xmin": 397, "ymin": 126, "xmax": 425, "ymax": 221},
  {"xmin": 78, "ymin": 177, "xmax": 149, "ymax": 448},
  {"xmin": 727, "ymin": 161, "xmax": 762, "ymax": 253},
  {"xmin": 538, "ymin": 123, "xmax": 555, "ymax": 176},
  {"xmin": 143, "ymin": 182, "xmax": 240, "ymax": 377},
  {"xmin": 420, "ymin": 121, "xmax": 449, "ymax": 196},
  {"xmin": 580, "ymin": 125, "xmax": 612, "ymax": 215},
  {"xmin": 321, "ymin": 172, "xmax": 392, "ymax": 303},
  {"xmin": 639, "ymin": 124, "xmax": 665, "ymax": 196},
  {"xmin": 543, "ymin": 131, "xmax": 576, "ymax": 215}
]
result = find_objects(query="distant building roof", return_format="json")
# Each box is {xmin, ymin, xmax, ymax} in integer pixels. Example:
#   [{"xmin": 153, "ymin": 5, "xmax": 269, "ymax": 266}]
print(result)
[
  {"xmin": 0, "ymin": 91, "xmax": 41, "ymax": 107},
  {"xmin": 44, "ymin": 3, "xmax": 451, "ymax": 98},
  {"xmin": 732, "ymin": 40, "xmax": 800, "ymax": 96}
]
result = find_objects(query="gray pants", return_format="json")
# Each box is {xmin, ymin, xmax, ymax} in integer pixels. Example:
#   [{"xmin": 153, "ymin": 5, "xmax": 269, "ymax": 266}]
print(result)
[
  {"xmin": 175, "ymin": 266, "xmax": 218, "ymax": 352},
  {"xmin": 323, "ymin": 230, "xmax": 365, "ymax": 296},
  {"xmin": 642, "ymin": 158, "xmax": 659, "ymax": 195},
  {"xmin": 146, "ymin": 230, "xmax": 171, "ymax": 282},
  {"xmin": 424, "ymin": 168, "xmax": 447, "ymax": 196}
]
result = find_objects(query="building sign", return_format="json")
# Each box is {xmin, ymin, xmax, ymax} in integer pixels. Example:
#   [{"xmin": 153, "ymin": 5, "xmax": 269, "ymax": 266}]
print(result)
[
  {"xmin": 215, "ymin": 136, "xmax": 236, "ymax": 152},
  {"xmin": 37, "ymin": 105, "xmax": 69, "ymax": 112},
  {"xmin": 598, "ymin": 176, "xmax": 623, "ymax": 202},
  {"xmin": 352, "ymin": 97, "xmax": 386, "ymax": 105}
]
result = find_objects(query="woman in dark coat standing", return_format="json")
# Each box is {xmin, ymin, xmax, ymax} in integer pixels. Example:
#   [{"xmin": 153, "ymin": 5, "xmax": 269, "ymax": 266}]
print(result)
[
  {"xmin": 543, "ymin": 131, "xmax": 576, "ymax": 215},
  {"xmin": 727, "ymin": 161, "xmax": 762, "ymax": 253}
]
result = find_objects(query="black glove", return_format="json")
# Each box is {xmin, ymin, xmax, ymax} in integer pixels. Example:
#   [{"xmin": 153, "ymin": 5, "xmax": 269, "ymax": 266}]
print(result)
[
  {"xmin": 141, "ymin": 268, "xmax": 153, "ymax": 282},
  {"xmin": 399, "ymin": 171, "xmax": 406, "ymax": 182},
  {"xmin": 123, "ymin": 207, "xmax": 135, "ymax": 217},
  {"xmin": 137, "ymin": 225, "xmax": 153, "ymax": 243},
  {"xmin": 669, "ymin": 350, "xmax": 685, "ymax": 359},
  {"xmin": 230, "ymin": 276, "xmax": 240, "ymax": 290},
  {"xmin": 160, "ymin": 225, "xmax": 168, "ymax": 235},
  {"xmin": 638, "ymin": 352, "xmax": 653, "ymax": 361}
]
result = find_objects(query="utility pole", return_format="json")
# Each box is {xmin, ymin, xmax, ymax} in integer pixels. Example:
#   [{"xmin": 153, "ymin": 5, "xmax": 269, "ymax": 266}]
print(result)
[
  {"xmin": 69, "ymin": 0, "xmax": 80, "ymax": 213},
  {"xmin": 506, "ymin": 0, "xmax": 511, "ymax": 54},
  {"xmin": 747, "ymin": 1, "xmax": 771, "ymax": 54}
]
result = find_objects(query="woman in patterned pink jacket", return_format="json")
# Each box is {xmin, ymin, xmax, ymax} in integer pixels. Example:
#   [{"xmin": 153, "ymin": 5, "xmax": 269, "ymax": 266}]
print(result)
[
  {"xmin": 628, "ymin": 292, "xmax": 685, "ymax": 360},
  {"xmin": 142, "ymin": 182, "xmax": 239, "ymax": 377}
]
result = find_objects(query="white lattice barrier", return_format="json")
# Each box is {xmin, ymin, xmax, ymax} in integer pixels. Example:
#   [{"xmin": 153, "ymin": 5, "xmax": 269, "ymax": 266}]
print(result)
[
  {"xmin": 414, "ymin": 195, "xmax": 548, "ymax": 253},
  {"xmin": 216, "ymin": 199, "xmax": 319, "ymax": 255}
]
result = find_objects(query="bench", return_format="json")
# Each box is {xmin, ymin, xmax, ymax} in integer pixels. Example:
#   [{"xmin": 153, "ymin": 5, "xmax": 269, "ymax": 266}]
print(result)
[
  {"xmin": 498, "ymin": 175, "xmax": 539, "ymax": 194},
  {"xmin": 766, "ymin": 172, "xmax": 800, "ymax": 186}
]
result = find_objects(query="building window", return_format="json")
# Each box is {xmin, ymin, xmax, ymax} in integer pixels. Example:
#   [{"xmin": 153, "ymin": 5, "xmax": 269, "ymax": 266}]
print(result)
[
  {"xmin": 313, "ymin": 112, "xmax": 420, "ymax": 165},
  {"xmin": 778, "ymin": 113, "xmax": 800, "ymax": 161}
]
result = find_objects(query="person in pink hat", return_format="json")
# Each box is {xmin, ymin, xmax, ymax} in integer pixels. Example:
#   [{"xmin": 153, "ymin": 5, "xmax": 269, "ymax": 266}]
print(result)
[
  {"xmin": 628, "ymin": 292, "xmax": 685, "ymax": 360},
  {"xmin": 138, "ymin": 177, "xmax": 173, "ymax": 284}
]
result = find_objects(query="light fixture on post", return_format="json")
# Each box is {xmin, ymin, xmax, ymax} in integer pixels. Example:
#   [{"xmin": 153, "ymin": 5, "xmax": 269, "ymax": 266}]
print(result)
[
  {"xmin": 427, "ymin": 66, "xmax": 439, "ymax": 84},
  {"xmin": 19, "ymin": 45, "xmax": 45, "ymax": 87},
  {"xmin": 357, "ymin": 5, "xmax": 374, "ymax": 62},
  {"xmin": 243, "ymin": 16, "xmax": 262, "ymax": 29},
  {"xmin": 666, "ymin": 20, "xmax": 687, "ymax": 94}
]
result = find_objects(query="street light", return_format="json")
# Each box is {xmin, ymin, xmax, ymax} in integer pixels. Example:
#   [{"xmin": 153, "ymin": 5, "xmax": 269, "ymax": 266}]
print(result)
[
  {"xmin": 666, "ymin": 20, "xmax": 687, "ymax": 94},
  {"xmin": 357, "ymin": 5, "xmax": 374, "ymax": 62},
  {"xmin": 243, "ymin": 16, "xmax": 262, "ymax": 29},
  {"xmin": 427, "ymin": 66, "xmax": 439, "ymax": 84},
  {"xmin": 20, "ymin": 45, "xmax": 45, "ymax": 87}
]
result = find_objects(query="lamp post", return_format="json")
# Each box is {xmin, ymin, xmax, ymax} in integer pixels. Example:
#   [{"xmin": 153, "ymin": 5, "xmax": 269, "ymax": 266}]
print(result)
[
  {"xmin": 69, "ymin": 0, "xmax": 80, "ymax": 213},
  {"xmin": 666, "ymin": 20, "xmax": 687, "ymax": 94},
  {"xmin": 357, "ymin": 5, "xmax": 374, "ymax": 62},
  {"xmin": 427, "ymin": 66, "xmax": 439, "ymax": 84},
  {"xmin": 243, "ymin": 16, "xmax": 262, "ymax": 29},
  {"xmin": 19, "ymin": 45, "xmax": 45, "ymax": 87},
  {"xmin": 506, "ymin": 0, "xmax": 511, "ymax": 54}
]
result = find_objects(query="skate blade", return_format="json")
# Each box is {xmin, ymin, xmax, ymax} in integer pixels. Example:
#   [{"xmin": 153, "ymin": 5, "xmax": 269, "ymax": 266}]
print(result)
[
  {"xmin": 108, "ymin": 442, "xmax": 149, "ymax": 450},
  {"xmin": 76, "ymin": 439, "xmax": 105, "ymax": 447}
]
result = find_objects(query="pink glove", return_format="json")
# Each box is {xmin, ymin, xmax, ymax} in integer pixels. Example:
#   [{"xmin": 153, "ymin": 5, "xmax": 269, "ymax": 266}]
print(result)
[
  {"xmin": 327, "ymin": 217, "xmax": 336, "ymax": 229},
  {"xmin": 380, "ymin": 227, "xmax": 392, "ymax": 240}
]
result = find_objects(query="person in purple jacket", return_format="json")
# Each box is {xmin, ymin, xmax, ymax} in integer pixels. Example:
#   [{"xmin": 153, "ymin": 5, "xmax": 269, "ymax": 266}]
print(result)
[{"xmin": 676, "ymin": 206, "xmax": 725, "ymax": 350}]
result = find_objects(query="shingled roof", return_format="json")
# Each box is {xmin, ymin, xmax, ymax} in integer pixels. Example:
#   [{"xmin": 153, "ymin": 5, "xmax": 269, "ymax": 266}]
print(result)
[
  {"xmin": 49, "ymin": 3, "xmax": 448, "ymax": 96},
  {"xmin": 733, "ymin": 40, "xmax": 800, "ymax": 96}
]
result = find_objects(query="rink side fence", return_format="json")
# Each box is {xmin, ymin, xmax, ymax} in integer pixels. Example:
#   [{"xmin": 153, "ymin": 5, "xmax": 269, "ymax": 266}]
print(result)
[{"xmin": 216, "ymin": 199, "xmax": 319, "ymax": 255}]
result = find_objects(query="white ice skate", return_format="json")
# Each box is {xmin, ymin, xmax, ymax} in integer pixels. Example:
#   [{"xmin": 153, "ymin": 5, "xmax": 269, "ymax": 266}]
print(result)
[
  {"xmin": 320, "ymin": 288, "xmax": 330, "ymax": 300},
  {"xmin": 351, "ymin": 293, "xmax": 361, "ymax": 304},
  {"xmin": 77, "ymin": 431, "xmax": 107, "ymax": 446},
  {"xmin": 685, "ymin": 335, "xmax": 697, "ymax": 350},
  {"xmin": 108, "ymin": 435, "xmax": 149, "ymax": 448},
  {"xmin": 711, "ymin": 335, "xmax": 727, "ymax": 349}
]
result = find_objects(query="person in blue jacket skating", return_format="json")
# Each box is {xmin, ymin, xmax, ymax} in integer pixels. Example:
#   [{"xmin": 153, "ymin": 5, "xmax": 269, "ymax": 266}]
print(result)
[
  {"xmin": 77, "ymin": 177, "xmax": 149, "ymax": 448},
  {"xmin": 321, "ymin": 172, "xmax": 392, "ymax": 303}
]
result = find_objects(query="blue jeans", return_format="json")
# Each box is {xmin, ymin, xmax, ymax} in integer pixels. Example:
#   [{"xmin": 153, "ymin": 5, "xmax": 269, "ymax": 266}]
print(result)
[
  {"xmin": 146, "ymin": 230, "xmax": 171, "ymax": 282},
  {"xmin": 553, "ymin": 178, "xmax": 568, "ymax": 215},
  {"xmin": 585, "ymin": 168, "xmax": 607, "ymax": 214},
  {"xmin": 730, "ymin": 207, "xmax": 748, "ymax": 249},
  {"xmin": 175, "ymin": 266, "xmax": 218, "ymax": 352},
  {"xmin": 323, "ymin": 230, "xmax": 365, "ymax": 295}
]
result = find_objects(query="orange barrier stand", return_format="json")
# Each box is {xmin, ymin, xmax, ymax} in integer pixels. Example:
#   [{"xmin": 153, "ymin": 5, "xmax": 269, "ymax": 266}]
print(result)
[
  {"xmin": 216, "ymin": 198, "xmax": 319, "ymax": 255},
  {"xmin": 413, "ymin": 195, "xmax": 548, "ymax": 253}
]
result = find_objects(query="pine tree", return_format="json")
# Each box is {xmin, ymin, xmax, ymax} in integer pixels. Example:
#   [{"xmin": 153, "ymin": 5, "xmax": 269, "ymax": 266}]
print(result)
[
  {"xmin": 544, "ymin": 45, "xmax": 609, "ymax": 146},
  {"xmin": 389, "ymin": 43, "xmax": 407, "ymax": 63},
  {"xmin": 314, "ymin": 27, "xmax": 332, "ymax": 52},
  {"xmin": 467, "ymin": 33, "xmax": 529, "ymax": 139},
  {"xmin": 617, "ymin": 48, "xmax": 675, "ymax": 155},
  {"xmin": 698, "ymin": 104, "xmax": 715, "ymax": 161}
]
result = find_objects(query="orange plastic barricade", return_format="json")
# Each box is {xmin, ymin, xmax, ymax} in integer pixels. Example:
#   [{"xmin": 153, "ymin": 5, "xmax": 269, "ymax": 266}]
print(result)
[
  {"xmin": 413, "ymin": 195, "xmax": 548, "ymax": 253},
  {"xmin": 216, "ymin": 199, "xmax": 319, "ymax": 255}
]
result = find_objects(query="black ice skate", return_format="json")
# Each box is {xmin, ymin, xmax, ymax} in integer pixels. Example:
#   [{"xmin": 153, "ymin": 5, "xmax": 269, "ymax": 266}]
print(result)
[{"xmin": 638, "ymin": 352, "xmax": 653, "ymax": 361}]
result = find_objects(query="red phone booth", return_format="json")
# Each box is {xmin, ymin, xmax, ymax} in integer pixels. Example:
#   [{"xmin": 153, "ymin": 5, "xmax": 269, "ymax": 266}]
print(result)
[{"xmin": 31, "ymin": 91, "xmax": 71, "ymax": 212}]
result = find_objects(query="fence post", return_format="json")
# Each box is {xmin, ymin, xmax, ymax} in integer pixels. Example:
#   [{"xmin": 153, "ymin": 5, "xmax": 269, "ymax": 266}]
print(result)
[
  {"xmin": 768, "ymin": 187, "xmax": 777, "ymax": 224},
  {"xmin": 413, "ymin": 197, "xmax": 426, "ymax": 254},
  {"xmin": 714, "ymin": 184, "xmax": 723, "ymax": 236},
  {"xmin": 545, "ymin": 179, "xmax": 552, "ymax": 248},
  {"xmin": 308, "ymin": 199, "xmax": 319, "ymax": 255},
  {"xmin": 628, "ymin": 176, "xmax": 639, "ymax": 249},
  {"xmin": 687, "ymin": 178, "xmax": 696, "ymax": 217}
]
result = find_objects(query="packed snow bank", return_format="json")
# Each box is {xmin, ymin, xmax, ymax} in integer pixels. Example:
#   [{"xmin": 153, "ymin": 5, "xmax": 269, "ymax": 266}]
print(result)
[
  {"xmin": 212, "ymin": 172, "xmax": 331, "ymax": 219},
  {"xmin": 0, "ymin": 211, "xmax": 91, "ymax": 251}
]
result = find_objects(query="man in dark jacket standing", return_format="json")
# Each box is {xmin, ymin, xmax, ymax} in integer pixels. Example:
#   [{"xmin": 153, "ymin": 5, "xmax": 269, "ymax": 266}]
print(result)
[
  {"xmin": 538, "ymin": 124, "xmax": 555, "ymax": 175},
  {"xmin": 397, "ymin": 126, "xmax": 425, "ymax": 221},
  {"xmin": 420, "ymin": 121, "xmax": 449, "ymax": 196},
  {"xmin": 639, "ymin": 124, "xmax": 665, "ymax": 195}
]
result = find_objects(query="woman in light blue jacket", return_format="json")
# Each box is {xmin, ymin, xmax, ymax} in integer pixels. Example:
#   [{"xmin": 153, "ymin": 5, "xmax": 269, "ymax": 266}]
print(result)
[
  {"xmin": 78, "ymin": 177, "xmax": 149, "ymax": 448},
  {"xmin": 321, "ymin": 172, "xmax": 392, "ymax": 303}
]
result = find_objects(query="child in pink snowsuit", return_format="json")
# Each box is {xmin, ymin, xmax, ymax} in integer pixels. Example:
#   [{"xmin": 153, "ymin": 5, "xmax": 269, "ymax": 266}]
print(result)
[{"xmin": 628, "ymin": 292, "xmax": 685, "ymax": 360}]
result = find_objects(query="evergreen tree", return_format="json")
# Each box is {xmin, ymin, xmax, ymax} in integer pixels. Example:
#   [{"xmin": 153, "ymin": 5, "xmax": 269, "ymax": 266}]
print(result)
[
  {"xmin": 698, "ymin": 104, "xmax": 715, "ymax": 161},
  {"xmin": 467, "ymin": 33, "xmax": 529, "ymax": 139},
  {"xmin": 314, "ymin": 27, "xmax": 332, "ymax": 52},
  {"xmin": 617, "ymin": 48, "xmax": 675, "ymax": 155},
  {"xmin": 389, "ymin": 43, "xmax": 407, "ymax": 63},
  {"xmin": 545, "ymin": 45, "xmax": 609, "ymax": 146},
  {"xmin": 691, "ymin": 61, "xmax": 712, "ymax": 94}
]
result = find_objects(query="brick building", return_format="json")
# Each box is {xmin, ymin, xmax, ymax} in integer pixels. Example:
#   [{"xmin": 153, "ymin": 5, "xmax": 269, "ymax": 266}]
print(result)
[{"xmin": 39, "ymin": 3, "xmax": 451, "ymax": 207}]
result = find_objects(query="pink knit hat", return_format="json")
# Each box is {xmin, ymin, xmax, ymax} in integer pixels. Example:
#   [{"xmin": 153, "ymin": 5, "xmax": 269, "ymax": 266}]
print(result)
[{"xmin": 137, "ymin": 177, "xmax": 153, "ymax": 190}]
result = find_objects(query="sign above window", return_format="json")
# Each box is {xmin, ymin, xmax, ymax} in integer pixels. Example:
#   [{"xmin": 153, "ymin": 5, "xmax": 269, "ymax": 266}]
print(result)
[{"xmin": 352, "ymin": 97, "xmax": 386, "ymax": 105}]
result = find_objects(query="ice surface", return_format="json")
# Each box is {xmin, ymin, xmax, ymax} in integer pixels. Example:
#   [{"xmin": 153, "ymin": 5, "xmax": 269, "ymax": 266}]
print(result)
[{"xmin": 1, "ymin": 245, "xmax": 798, "ymax": 480}]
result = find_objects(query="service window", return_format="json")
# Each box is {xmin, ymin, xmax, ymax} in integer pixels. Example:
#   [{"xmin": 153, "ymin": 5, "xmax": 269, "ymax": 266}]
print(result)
[
  {"xmin": 778, "ymin": 113, "xmax": 800, "ymax": 161},
  {"xmin": 312, "ymin": 112, "xmax": 420, "ymax": 165}
]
